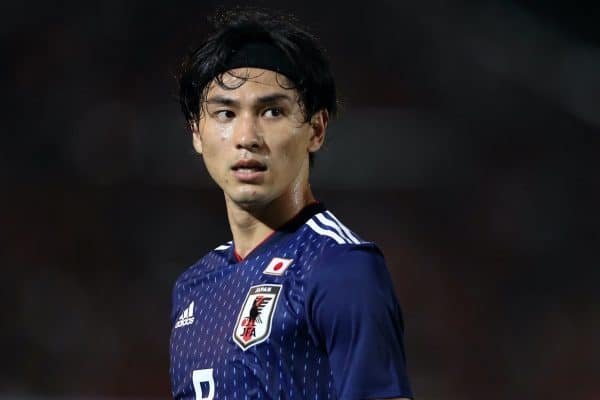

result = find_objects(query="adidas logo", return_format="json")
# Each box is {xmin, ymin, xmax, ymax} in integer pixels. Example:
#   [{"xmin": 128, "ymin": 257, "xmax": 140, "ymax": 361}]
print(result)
[{"xmin": 174, "ymin": 301, "xmax": 195, "ymax": 328}]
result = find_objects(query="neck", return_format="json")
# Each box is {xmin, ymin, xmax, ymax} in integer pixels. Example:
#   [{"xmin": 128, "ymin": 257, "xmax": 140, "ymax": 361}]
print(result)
[{"xmin": 225, "ymin": 184, "xmax": 316, "ymax": 259}]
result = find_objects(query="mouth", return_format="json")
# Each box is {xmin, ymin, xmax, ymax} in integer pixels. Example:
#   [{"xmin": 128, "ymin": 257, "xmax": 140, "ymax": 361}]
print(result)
[
  {"xmin": 231, "ymin": 159, "xmax": 267, "ymax": 182},
  {"xmin": 232, "ymin": 159, "xmax": 267, "ymax": 172}
]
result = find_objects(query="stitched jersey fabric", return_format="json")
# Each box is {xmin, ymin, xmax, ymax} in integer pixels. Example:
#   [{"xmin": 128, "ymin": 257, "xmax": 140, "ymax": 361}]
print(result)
[{"xmin": 169, "ymin": 203, "xmax": 413, "ymax": 399}]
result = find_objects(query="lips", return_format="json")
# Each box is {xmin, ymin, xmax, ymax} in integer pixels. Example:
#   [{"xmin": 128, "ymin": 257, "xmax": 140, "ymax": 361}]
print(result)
[
  {"xmin": 231, "ymin": 159, "xmax": 267, "ymax": 172},
  {"xmin": 231, "ymin": 159, "xmax": 267, "ymax": 183}
]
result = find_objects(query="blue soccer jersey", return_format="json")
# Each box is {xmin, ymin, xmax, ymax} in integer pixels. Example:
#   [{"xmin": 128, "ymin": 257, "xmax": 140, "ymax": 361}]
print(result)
[{"xmin": 169, "ymin": 203, "xmax": 413, "ymax": 399}]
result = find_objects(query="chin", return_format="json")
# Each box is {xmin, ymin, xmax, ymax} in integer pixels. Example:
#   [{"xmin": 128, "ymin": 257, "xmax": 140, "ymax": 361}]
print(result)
[{"xmin": 229, "ymin": 189, "xmax": 270, "ymax": 209}]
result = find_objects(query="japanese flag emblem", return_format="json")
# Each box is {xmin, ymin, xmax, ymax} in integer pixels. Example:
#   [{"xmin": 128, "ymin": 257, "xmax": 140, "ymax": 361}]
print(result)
[
  {"xmin": 233, "ymin": 284, "xmax": 282, "ymax": 351},
  {"xmin": 263, "ymin": 257, "xmax": 293, "ymax": 276}
]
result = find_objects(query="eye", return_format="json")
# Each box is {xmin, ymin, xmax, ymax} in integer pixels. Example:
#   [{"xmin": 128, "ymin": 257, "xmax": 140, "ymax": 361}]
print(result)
[
  {"xmin": 263, "ymin": 107, "xmax": 284, "ymax": 118},
  {"xmin": 214, "ymin": 110, "xmax": 235, "ymax": 121}
]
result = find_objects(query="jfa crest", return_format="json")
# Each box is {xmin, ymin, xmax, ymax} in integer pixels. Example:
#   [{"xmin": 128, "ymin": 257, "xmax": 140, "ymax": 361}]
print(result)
[{"xmin": 233, "ymin": 284, "xmax": 282, "ymax": 351}]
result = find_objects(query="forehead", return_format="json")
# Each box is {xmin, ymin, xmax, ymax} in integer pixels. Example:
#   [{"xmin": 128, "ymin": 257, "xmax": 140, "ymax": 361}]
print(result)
[{"xmin": 206, "ymin": 68, "xmax": 297, "ymax": 99}]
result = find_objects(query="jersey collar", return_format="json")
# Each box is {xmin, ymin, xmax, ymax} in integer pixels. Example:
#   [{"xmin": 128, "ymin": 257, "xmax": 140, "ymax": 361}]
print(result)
[{"xmin": 230, "ymin": 202, "xmax": 326, "ymax": 263}]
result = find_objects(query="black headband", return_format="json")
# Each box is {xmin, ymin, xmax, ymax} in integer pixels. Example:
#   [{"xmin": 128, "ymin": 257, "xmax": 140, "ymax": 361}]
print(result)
[{"xmin": 216, "ymin": 41, "xmax": 300, "ymax": 84}]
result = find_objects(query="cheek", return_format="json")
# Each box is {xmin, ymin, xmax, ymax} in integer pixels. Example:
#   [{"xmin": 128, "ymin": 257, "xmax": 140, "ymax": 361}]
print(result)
[
  {"xmin": 200, "ymin": 125, "xmax": 234, "ymax": 183},
  {"xmin": 283, "ymin": 126, "xmax": 310, "ymax": 162},
  {"xmin": 216, "ymin": 123, "xmax": 234, "ymax": 141},
  {"xmin": 202, "ymin": 124, "xmax": 233, "ymax": 156}
]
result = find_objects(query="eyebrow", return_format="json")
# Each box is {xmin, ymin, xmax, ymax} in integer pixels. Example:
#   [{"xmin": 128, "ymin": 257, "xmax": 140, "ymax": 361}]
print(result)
[{"xmin": 205, "ymin": 93, "xmax": 294, "ymax": 107}]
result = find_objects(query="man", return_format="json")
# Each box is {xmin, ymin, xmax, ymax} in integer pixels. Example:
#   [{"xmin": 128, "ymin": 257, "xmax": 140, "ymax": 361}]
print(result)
[{"xmin": 170, "ymin": 8, "xmax": 413, "ymax": 400}]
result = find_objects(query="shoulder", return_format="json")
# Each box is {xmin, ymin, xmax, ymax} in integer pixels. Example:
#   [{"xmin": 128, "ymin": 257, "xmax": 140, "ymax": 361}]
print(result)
[
  {"xmin": 302, "ymin": 209, "xmax": 391, "ymax": 291},
  {"xmin": 173, "ymin": 240, "xmax": 232, "ymax": 289},
  {"xmin": 306, "ymin": 210, "xmax": 386, "ymax": 280},
  {"xmin": 304, "ymin": 209, "xmax": 369, "ymax": 247},
  {"xmin": 170, "ymin": 240, "xmax": 232, "ymax": 322},
  {"xmin": 307, "ymin": 243, "xmax": 389, "ymax": 294}
]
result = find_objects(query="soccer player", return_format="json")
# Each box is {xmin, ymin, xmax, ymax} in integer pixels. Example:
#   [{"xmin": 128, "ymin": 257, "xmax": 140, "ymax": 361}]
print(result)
[{"xmin": 170, "ymin": 8, "xmax": 413, "ymax": 400}]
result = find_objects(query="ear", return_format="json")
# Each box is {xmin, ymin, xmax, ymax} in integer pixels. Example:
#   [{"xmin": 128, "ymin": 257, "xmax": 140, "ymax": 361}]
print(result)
[
  {"xmin": 307, "ymin": 109, "xmax": 328, "ymax": 153},
  {"xmin": 190, "ymin": 120, "xmax": 203, "ymax": 155}
]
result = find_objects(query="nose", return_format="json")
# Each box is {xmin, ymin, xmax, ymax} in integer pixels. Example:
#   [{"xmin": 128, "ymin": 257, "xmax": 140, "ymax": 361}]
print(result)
[{"xmin": 234, "ymin": 113, "xmax": 263, "ymax": 151}]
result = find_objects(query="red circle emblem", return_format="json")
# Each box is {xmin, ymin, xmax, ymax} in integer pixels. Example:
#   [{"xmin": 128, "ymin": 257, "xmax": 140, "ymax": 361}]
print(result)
[{"xmin": 273, "ymin": 261, "xmax": 284, "ymax": 271}]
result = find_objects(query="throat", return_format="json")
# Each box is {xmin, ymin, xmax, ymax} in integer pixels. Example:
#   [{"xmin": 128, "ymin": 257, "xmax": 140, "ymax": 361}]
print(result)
[
  {"xmin": 233, "ymin": 229, "xmax": 277, "ymax": 261},
  {"xmin": 225, "ymin": 183, "xmax": 317, "ymax": 259}
]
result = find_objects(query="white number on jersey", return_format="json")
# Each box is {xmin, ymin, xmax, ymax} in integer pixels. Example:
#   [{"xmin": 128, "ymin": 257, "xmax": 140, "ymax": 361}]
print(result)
[{"xmin": 192, "ymin": 368, "xmax": 215, "ymax": 400}]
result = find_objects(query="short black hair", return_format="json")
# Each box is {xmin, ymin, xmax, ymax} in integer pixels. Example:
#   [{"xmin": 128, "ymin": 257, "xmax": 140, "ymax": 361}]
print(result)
[{"xmin": 178, "ymin": 7, "xmax": 337, "ymax": 126}]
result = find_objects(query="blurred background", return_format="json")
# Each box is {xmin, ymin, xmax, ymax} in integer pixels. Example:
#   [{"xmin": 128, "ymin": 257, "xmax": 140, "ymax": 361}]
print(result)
[{"xmin": 2, "ymin": 0, "xmax": 599, "ymax": 399}]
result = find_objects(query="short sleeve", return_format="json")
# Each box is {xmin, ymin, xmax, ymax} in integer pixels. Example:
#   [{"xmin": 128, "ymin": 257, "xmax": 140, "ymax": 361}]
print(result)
[{"xmin": 304, "ymin": 245, "xmax": 413, "ymax": 399}]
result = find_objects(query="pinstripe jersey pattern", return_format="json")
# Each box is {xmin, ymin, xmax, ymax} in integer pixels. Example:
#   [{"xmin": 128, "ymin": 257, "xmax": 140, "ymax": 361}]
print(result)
[{"xmin": 169, "ymin": 203, "xmax": 412, "ymax": 400}]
